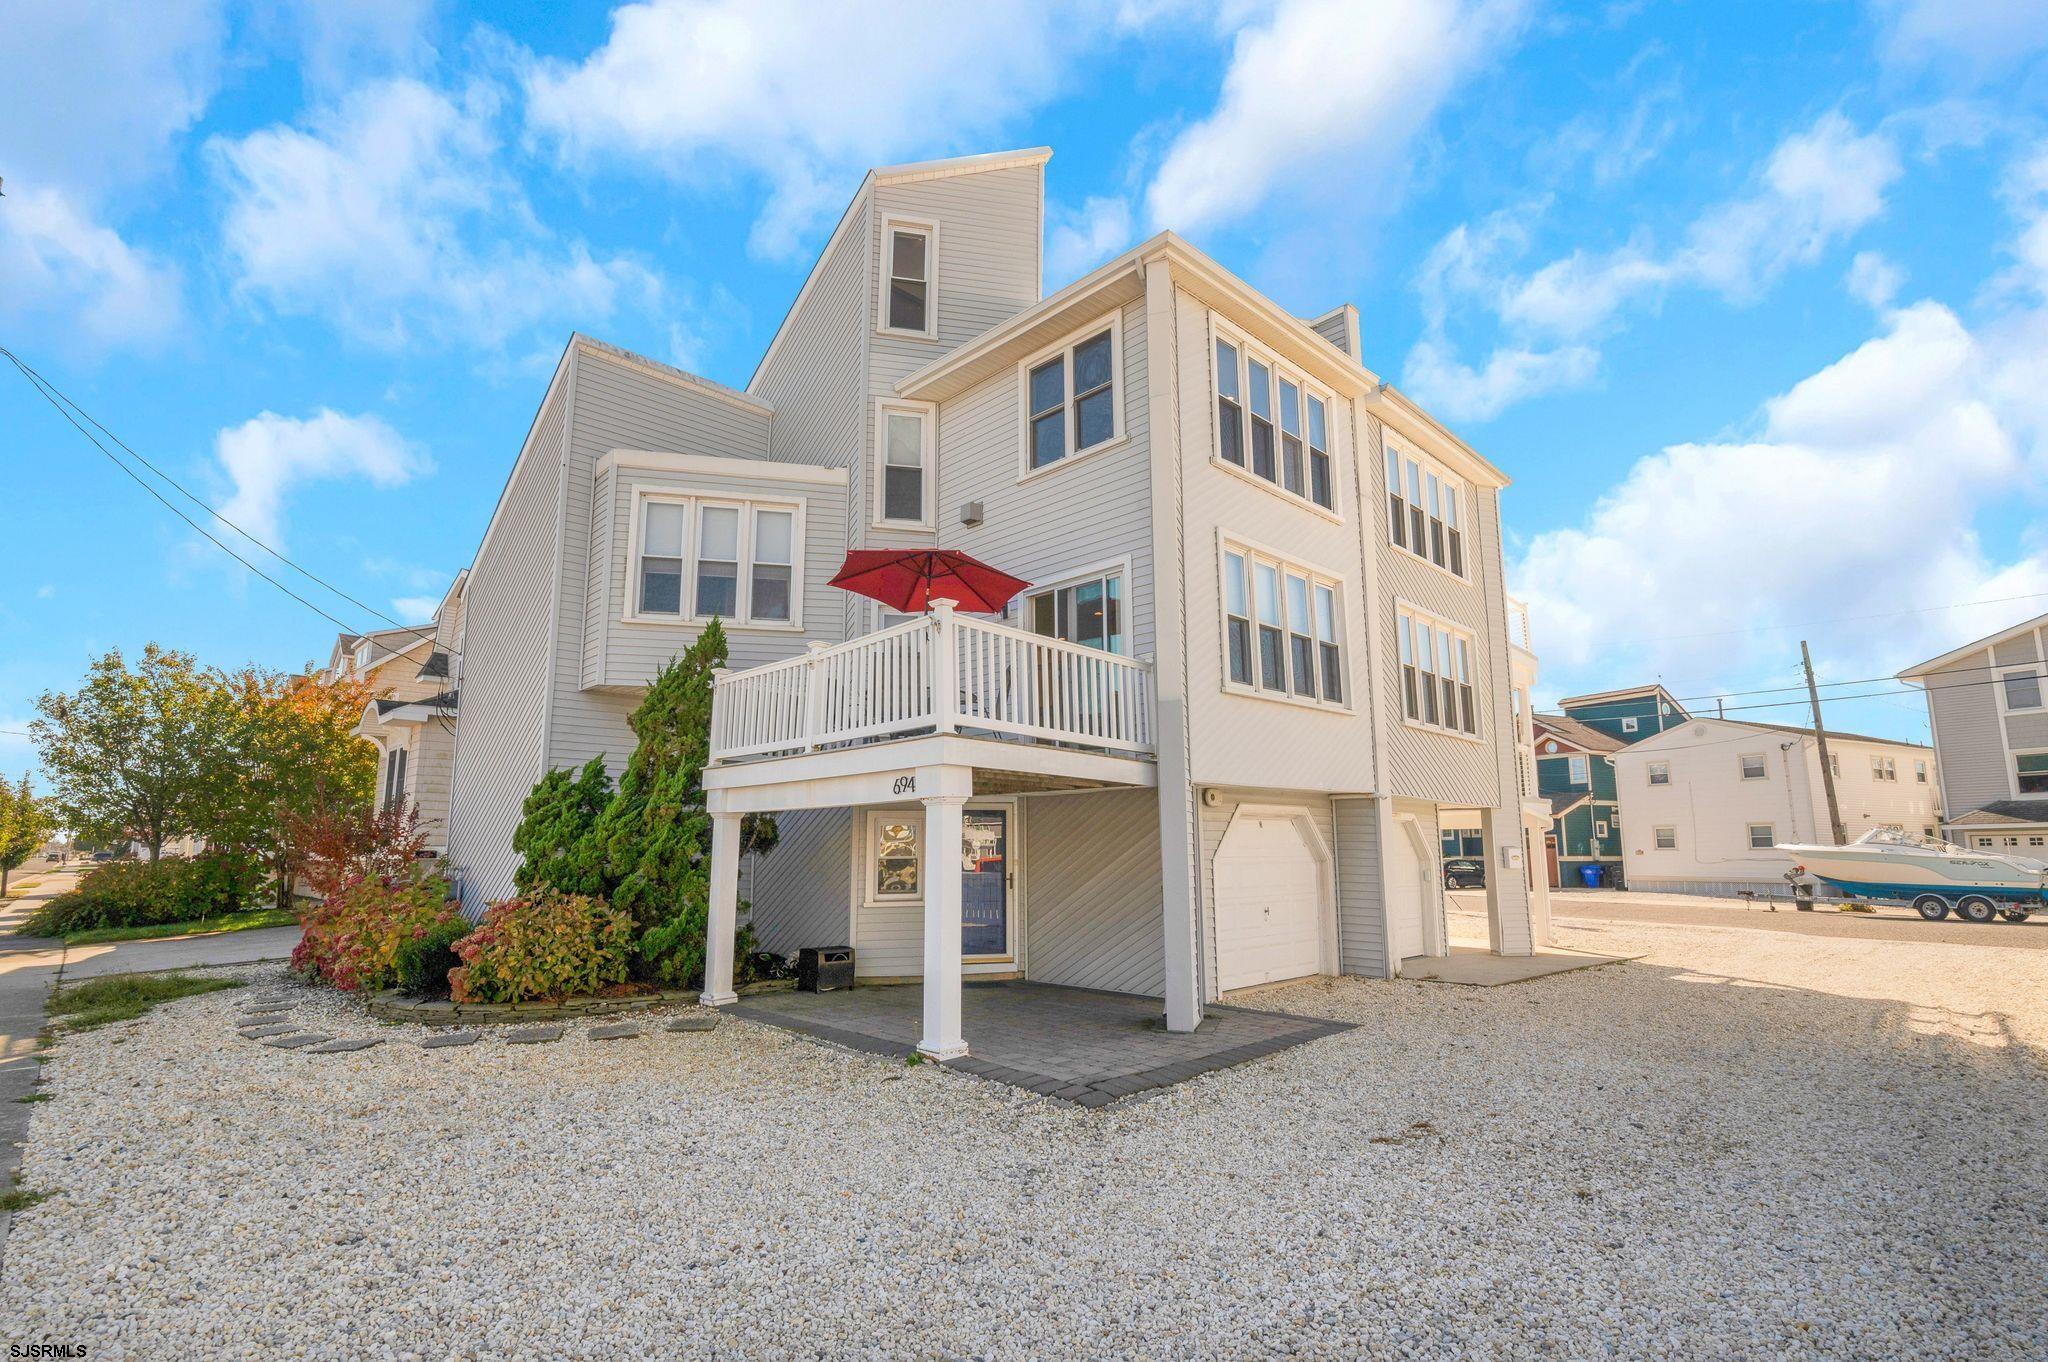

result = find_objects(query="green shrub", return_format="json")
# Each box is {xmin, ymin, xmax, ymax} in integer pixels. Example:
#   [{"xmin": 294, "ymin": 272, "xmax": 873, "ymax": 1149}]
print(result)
[
  {"xmin": 449, "ymin": 889, "xmax": 633, "ymax": 1003},
  {"xmin": 18, "ymin": 850, "xmax": 261, "ymax": 937},
  {"xmin": 292, "ymin": 868, "xmax": 460, "ymax": 993},
  {"xmin": 394, "ymin": 918, "xmax": 470, "ymax": 998}
]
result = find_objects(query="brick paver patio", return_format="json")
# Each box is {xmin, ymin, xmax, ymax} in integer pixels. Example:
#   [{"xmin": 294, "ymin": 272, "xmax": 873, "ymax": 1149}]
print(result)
[{"xmin": 732, "ymin": 980, "xmax": 1352, "ymax": 1107}]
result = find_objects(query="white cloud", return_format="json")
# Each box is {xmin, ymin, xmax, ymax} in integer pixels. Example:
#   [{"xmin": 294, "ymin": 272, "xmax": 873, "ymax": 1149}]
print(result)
[
  {"xmin": 1514, "ymin": 285, "xmax": 2048, "ymax": 700},
  {"xmin": 287, "ymin": 0, "xmax": 438, "ymax": 90},
  {"xmin": 522, "ymin": 0, "xmax": 1094, "ymax": 259},
  {"xmin": 0, "ymin": 186, "xmax": 182, "ymax": 348},
  {"xmin": 391, "ymin": 595, "xmax": 442, "ymax": 624},
  {"xmin": 1406, "ymin": 113, "xmax": 1903, "ymax": 421},
  {"xmin": 1846, "ymin": 250, "xmax": 1904, "ymax": 309},
  {"xmin": 1872, "ymin": 0, "xmax": 2048, "ymax": 78},
  {"xmin": 1145, "ymin": 0, "xmax": 1528, "ymax": 232},
  {"xmin": 1046, "ymin": 196, "xmax": 1135, "ymax": 286},
  {"xmin": 213, "ymin": 409, "xmax": 429, "ymax": 550},
  {"xmin": 212, "ymin": 78, "xmax": 661, "ymax": 348}
]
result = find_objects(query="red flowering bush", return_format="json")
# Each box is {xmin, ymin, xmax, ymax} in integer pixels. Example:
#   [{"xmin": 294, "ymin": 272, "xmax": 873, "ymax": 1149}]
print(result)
[
  {"xmin": 448, "ymin": 890, "xmax": 633, "ymax": 1004},
  {"xmin": 292, "ymin": 867, "xmax": 461, "ymax": 993}
]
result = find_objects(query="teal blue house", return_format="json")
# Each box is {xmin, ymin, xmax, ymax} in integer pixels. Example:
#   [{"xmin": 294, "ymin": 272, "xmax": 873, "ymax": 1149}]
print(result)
[{"xmin": 1535, "ymin": 685, "xmax": 1688, "ymax": 888}]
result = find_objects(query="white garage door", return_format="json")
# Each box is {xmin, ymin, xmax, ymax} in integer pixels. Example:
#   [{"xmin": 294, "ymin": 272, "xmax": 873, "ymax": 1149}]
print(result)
[
  {"xmin": 1214, "ymin": 812, "xmax": 1323, "ymax": 992},
  {"xmin": 1387, "ymin": 820, "xmax": 1429, "ymax": 964}
]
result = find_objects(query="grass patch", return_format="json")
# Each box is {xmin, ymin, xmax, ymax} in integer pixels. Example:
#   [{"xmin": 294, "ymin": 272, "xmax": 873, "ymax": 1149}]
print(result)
[
  {"xmin": 47, "ymin": 972, "xmax": 245, "ymax": 1031},
  {"xmin": 17, "ymin": 1092, "xmax": 50, "ymax": 1104},
  {"xmin": 60, "ymin": 907, "xmax": 299, "ymax": 946},
  {"xmin": 1, "ymin": 1186, "xmax": 55, "ymax": 1213}
]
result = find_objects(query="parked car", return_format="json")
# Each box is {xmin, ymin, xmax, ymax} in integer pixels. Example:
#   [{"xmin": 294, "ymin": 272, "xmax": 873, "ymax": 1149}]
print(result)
[
  {"xmin": 90, "ymin": 850, "xmax": 117, "ymax": 862},
  {"xmin": 1443, "ymin": 858, "xmax": 1486, "ymax": 889}
]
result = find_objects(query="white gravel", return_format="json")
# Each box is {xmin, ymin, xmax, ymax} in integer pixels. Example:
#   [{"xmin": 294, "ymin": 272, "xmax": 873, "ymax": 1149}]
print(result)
[{"xmin": 4, "ymin": 914, "xmax": 2045, "ymax": 1361}]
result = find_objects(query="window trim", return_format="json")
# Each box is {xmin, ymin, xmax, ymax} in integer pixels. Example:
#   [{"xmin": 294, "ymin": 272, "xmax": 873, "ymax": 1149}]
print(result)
[
  {"xmin": 2017, "ymin": 750, "xmax": 2048, "ymax": 796},
  {"xmin": 1646, "ymin": 761, "xmax": 1670, "ymax": 786},
  {"xmin": 1394, "ymin": 598, "xmax": 1484, "ymax": 742},
  {"xmin": 1383, "ymin": 431, "xmax": 1470, "ymax": 582},
  {"xmin": 621, "ymin": 484, "xmax": 808, "ymax": 631},
  {"xmin": 876, "ymin": 216, "xmax": 939, "ymax": 340},
  {"xmin": 1653, "ymin": 825, "xmax": 1677, "ymax": 850},
  {"xmin": 1567, "ymin": 754, "xmax": 1590, "ymax": 786},
  {"xmin": 872, "ymin": 397, "xmax": 936, "ymax": 530},
  {"xmin": 1738, "ymin": 752, "xmax": 1768, "ymax": 781},
  {"xmin": 1998, "ymin": 665, "xmax": 2044, "ymax": 714},
  {"xmin": 863, "ymin": 809, "xmax": 924, "ymax": 907},
  {"xmin": 1207, "ymin": 315, "xmax": 1343, "ymax": 521},
  {"xmin": 1746, "ymin": 822, "xmax": 1777, "ymax": 850},
  {"xmin": 1015, "ymin": 311, "xmax": 1128, "ymax": 482},
  {"xmin": 1216, "ymin": 533, "xmax": 1353, "ymax": 712}
]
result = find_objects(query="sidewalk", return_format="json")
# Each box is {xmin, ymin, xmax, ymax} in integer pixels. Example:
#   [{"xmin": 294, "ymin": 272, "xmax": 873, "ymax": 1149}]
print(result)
[{"xmin": 0, "ymin": 868, "xmax": 300, "ymax": 1271}]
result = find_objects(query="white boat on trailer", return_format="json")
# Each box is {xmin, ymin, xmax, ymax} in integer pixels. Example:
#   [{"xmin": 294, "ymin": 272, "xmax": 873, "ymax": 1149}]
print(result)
[{"xmin": 1778, "ymin": 827, "xmax": 2048, "ymax": 923}]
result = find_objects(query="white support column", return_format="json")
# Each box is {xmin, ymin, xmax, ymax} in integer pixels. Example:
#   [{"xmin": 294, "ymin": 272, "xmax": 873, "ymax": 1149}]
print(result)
[
  {"xmin": 917, "ymin": 791, "xmax": 969, "ymax": 1060},
  {"xmin": 929, "ymin": 598, "xmax": 959, "ymax": 734},
  {"xmin": 701, "ymin": 810, "xmax": 742, "ymax": 1006},
  {"xmin": 1481, "ymin": 805, "xmax": 1534, "ymax": 957}
]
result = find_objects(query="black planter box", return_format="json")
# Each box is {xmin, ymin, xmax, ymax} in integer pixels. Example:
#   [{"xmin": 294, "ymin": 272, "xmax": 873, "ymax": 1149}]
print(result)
[{"xmin": 797, "ymin": 946, "xmax": 854, "ymax": 993}]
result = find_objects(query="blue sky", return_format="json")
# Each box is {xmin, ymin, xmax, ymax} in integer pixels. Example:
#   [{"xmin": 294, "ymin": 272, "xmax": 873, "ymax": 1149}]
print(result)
[{"xmin": 5, "ymin": 0, "xmax": 2048, "ymax": 774}]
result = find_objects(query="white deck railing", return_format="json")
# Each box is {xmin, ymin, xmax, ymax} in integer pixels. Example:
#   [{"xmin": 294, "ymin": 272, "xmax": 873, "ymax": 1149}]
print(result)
[{"xmin": 711, "ymin": 600, "xmax": 1155, "ymax": 762}]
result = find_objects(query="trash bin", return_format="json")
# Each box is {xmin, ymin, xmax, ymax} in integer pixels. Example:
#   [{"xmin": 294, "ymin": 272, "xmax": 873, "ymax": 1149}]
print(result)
[
  {"xmin": 797, "ymin": 946, "xmax": 854, "ymax": 993},
  {"xmin": 1577, "ymin": 863, "xmax": 1602, "ymax": 889}
]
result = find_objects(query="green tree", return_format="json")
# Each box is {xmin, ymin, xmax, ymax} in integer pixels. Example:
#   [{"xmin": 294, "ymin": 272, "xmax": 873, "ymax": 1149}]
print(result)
[
  {"xmin": 31, "ymin": 645, "xmax": 223, "ymax": 860},
  {"xmin": 511, "ymin": 757, "xmax": 613, "ymax": 898},
  {"xmin": 0, "ymin": 775, "xmax": 56, "ymax": 896}
]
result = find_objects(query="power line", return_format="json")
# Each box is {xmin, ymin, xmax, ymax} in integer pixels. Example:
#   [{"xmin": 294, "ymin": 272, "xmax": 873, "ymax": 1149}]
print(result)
[
  {"xmin": 1666, "ymin": 652, "xmax": 2046, "ymax": 707},
  {"xmin": 1630, "ymin": 590, "xmax": 2048, "ymax": 645},
  {"xmin": 1, "ymin": 345, "xmax": 441, "ymax": 648}
]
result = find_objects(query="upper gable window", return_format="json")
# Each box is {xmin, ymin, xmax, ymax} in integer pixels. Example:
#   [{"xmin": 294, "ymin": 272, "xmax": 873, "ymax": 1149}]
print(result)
[
  {"xmin": 874, "ymin": 401, "xmax": 934, "ymax": 528},
  {"xmin": 628, "ymin": 487, "xmax": 805, "ymax": 629},
  {"xmin": 1212, "ymin": 323, "xmax": 1337, "ymax": 513},
  {"xmin": 882, "ymin": 222, "xmax": 935, "ymax": 337},
  {"xmin": 1020, "ymin": 315, "xmax": 1123, "ymax": 477},
  {"xmin": 1385, "ymin": 440, "xmax": 1467, "ymax": 579},
  {"xmin": 2002, "ymin": 667, "xmax": 2042, "ymax": 710}
]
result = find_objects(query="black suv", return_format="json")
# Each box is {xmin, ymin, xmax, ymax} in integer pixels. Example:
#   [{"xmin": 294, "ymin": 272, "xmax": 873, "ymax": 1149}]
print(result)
[{"xmin": 1442, "ymin": 857, "xmax": 1486, "ymax": 889}]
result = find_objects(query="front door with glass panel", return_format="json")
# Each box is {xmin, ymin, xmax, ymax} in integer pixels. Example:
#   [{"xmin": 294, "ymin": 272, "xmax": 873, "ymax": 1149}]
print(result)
[{"xmin": 959, "ymin": 809, "xmax": 1009, "ymax": 957}]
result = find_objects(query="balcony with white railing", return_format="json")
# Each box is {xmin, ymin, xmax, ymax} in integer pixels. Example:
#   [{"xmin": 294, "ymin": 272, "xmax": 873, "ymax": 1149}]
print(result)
[{"xmin": 710, "ymin": 600, "xmax": 1156, "ymax": 766}]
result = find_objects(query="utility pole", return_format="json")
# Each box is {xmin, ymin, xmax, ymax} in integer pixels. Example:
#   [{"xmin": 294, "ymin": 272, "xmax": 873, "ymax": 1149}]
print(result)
[{"xmin": 1802, "ymin": 639, "xmax": 1847, "ymax": 845}]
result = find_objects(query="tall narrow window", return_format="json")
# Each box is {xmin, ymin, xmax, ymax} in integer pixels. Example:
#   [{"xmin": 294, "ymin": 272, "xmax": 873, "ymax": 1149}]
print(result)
[
  {"xmin": 1427, "ymin": 473, "xmax": 1446, "ymax": 567},
  {"xmin": 1443, "ymin": 479, "xmax": 1464, "ymax": 576},
  {"xmin": 1286, "ymin": 572, "xmax": 1315, "ymax": 697},
  {"xmin": 1567, "ymin": 755, "xmax": 1589, "ymax": 786},
  {"xmin": 1314, "ymin": 583, "xmax": 1341, "ymax": 702},
  {"xmin": 1418, "ymin": 626, "xmax": 1438, "ymax": 725},
  {"xmin": 1247, "ymin": 358, "xmax": 1275, "ymax": 481},
  {"xmin": 1028, "ymin": 355, "xmax": 1065, "ymax": 469},
  {"xmin": 1279, "ymin": 378, "xmax": 1306, "ymax": 497},
  {"xmin": 750, "ymin": 508, "xmax": 793, "ymax": 623},
  {"xmin": 1436, "ymin": 626, "xmax": 1458, "ymax": 727},
  {"xmin": 639, "ymin": 500, "xmax": 686, "ymax": 615},
  {"xmin": 695, "ymin": 504, "xmax": 740, "ymax": 619},
  {"xmin": 1307, "ymin": 395, "xmax": 1331, "ymax": 509},
  {"xmin": 879, "ymin": 408, "xmax": 928, "ymax": 525},
  {"xmin": 1399, "ymin": 615, "xmax": 1419, "ymax": 718},
  {"xmin": 1454, "ymin": 636, "xmax": 1476, "ymax": 733},
  {"xmin": 1224, "ymin": 552, "xmax": 1252, "ymax": 684},
  {"xmin": 1073, "ymin": 332, "xmax": 1115, "ymax": 450},
  {"xmin": 1216, "ymin": 340, "xmax": 1244, "ymax": 466},
  {"xmin": 1406, "ymin": 459, "xmax": 1426, "ymax": 551},
  {"xmin": 1254, "ymin": 560, "xmax": 1284, "ymax": 691},
  {"xmin": 1386, "ymin": 447, "xmax": 1408, "ymax": 549},
  {"xmin": 886, "ymin": 227, "xmax": 930, "ymax": 333}
]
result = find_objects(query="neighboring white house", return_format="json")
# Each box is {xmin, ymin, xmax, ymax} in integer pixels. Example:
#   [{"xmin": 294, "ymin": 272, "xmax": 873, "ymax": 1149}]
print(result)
[
  {"xmin": 1899, "ymin": 609, "xmax": 2048, "ymax": 852},
  {"xmin": 442, "ymin": 147, "xmax": 1542, "ymax": 1060},
  {"xmin": 1611, "ymin": 717, "xmax": 1939, "ymax": 896}
]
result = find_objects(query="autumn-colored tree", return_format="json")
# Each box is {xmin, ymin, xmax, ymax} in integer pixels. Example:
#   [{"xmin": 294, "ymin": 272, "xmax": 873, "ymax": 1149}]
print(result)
[
  {"xmin": 32, "ymin": 644, "xmax": 224, "ymax": 860},
  {"xmin": 0, "ymin": 774, "xmax": 55, "ymax": 896}
]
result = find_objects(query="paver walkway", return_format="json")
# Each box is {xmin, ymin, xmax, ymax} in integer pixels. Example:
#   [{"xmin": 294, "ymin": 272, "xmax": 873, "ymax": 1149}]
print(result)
[{"xmin": 733, "ymin": 980, "xmax": 1352, "ymax": 1107}]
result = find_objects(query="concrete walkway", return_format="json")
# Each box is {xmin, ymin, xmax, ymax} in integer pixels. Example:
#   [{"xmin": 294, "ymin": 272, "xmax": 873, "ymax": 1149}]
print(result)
[
  {"xmin": 0, "ymin": 869, "xmax": 300, "ymax": 1271},
  {"xmin": 1398, "ymin": 944, "xmax": 1636, "ymax": 986}
]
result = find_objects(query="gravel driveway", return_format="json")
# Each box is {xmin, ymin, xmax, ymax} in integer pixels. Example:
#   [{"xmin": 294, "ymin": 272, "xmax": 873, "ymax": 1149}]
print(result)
[{"xmin": 4, "ymin": 911, "xmax": 2043, "ymax": 1360}]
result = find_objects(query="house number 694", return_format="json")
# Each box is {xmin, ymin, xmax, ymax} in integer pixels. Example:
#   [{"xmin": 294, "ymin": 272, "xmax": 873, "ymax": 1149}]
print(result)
[{"xmin": 891, "ymin": 775, "xmax": 917, "ymax": 795}]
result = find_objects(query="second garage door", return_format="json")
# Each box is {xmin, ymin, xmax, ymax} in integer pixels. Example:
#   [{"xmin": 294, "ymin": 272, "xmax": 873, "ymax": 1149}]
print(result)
[{"xmin": 1214, "ymin": 811, "xmax": 1324, "ymax": 992}]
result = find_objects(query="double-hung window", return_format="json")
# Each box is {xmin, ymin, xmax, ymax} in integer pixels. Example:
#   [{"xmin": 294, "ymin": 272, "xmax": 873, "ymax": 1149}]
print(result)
[
  {"xmin": 1914, "ymin": 760, "xmax": 1928, "ymax": 783},
  {"xmin": 882, "ymin": 222, "xmax": 934, "ymax": 336},
  {"xmin": 1647, "ymin": 761, "xmax": 1670, "ymax": 786},
  {"xmin": 2003, "ymin": 668, "xmax": 2043, "ymax": 710},
  {"xmin": 1023, "ymin": 319, "xmax": 1120, "ymax": 474},
  {"xmin": 1739, "ymin": 753, "xmax": 1767, "ymax": 780},
  {"xmin": 1211, "ymin": 323, "xmax": 1337, "ymax": 512},
  {"xmin": 629, "ymin": 488, "xmax": 804, "ymax": 628},
  {"xmin": 381, "ymin": 747, "xmax": 408, "ymax": 813},
  {"xmin": 1567, "ymin": 755, "xmax": 1590, "ymax": 786},
  {"xmin": 2018, "ymin": 754, "xmax": 2048, "ymax": 794},
  {"xmin": 1396, "ymin": 605, "xmax": 1479, "ymax": 735},
  {"xmin": 875, "ymin": 401, "xmax": 933, "ymax": 528},
  {"xmin": 1385, "ymin": 440, "xmax": 1467, "ymax": 577},
  {"xmin": 1221, "ymin": 544, "xmax": 1347, "ymax": 705},
  {"xmin": 1654, "ymin": 826, "xmax": 1677, "ymax": 849},
  {"xmin": 1871, "ymin": 755, "xmax": 1897, "ymax": 782},
  {"xmin": 1747, "ymin": 823, "xmax": 1775, "ymax": 849}
]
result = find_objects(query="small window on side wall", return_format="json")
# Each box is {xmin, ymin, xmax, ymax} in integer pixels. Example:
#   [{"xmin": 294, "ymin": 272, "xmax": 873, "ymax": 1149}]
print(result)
[
  {"xmin": 1654, "ymin": 826, "xmax": 1676, "ymax": 849},
  {"xmin": 1739, "ymin": 753, "xmax": 1767, "ymax": 780},
  {"xmin": 876, "ymin": 404, "xmax": 931, "ymax": 527},
  {"xmin": 1023, "ymin": 322, "xmax": 1119, "ymax": 474},
  {"xmin": 1747, "ymin": 823, "xmax": 1775, "ymax": 849},
  {"xmin": 1647, "ymin": 761, "xmax": 1669, "ymax": 786},
  {"xmin": 885, "ymin": 226, "xmax": 932, "ymax": 335}
]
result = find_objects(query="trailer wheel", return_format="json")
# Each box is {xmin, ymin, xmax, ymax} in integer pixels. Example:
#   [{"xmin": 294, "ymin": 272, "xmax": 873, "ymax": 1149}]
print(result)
[
  {"xmin": 1913, "ymin": 895, "xmax": 1951, "ymax": 921},
  {"xmin": 1956, "ymin": 895, "xmax": 1998, "ymax": 925},
  {"xmin": 2000, "ymin": 908, "xmax": 2031, "ymax": 924}
]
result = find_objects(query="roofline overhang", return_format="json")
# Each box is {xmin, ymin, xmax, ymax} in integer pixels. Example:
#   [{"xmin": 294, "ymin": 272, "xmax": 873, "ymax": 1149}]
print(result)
[{"xmin": 1897, "ymin": 607, "xmax": 2048, "ymax": 681}]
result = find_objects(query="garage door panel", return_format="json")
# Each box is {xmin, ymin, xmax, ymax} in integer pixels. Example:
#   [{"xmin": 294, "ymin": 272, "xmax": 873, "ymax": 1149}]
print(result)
[{"xmin": 1215, "ymin": 813, "xmax": 1323, "ymax": 992}]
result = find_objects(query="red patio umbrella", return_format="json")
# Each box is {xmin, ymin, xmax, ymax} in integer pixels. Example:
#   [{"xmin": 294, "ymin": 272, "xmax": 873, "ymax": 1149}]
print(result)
[{"xmin": 827, "ymin": 549, "xmax": 1031, "ymax": 615}]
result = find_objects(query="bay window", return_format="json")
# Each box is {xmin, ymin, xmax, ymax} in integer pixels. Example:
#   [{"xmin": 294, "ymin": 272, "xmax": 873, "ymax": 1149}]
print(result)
[
  {"xmin": 1211, "ymin": 322, "xmax": 1338, "ymax": 512},
  {"xmin": 1386, "ymin": 440, "xmax": 1468, "ymax": 578},
  {"xmin": 1223, "ymin": 544, "xmax": 1348, "ymax": 705},
  {"xmin": 1021, "ymin": 319, "xmax": 1121, "ymax": 474},
  {"xmin": 628, "ymin": 487, "xmax": 806, "ymax": 628},
  {"xmin": 1396, "ymin": 605, "xmax": 1480, "ymax": 735}
]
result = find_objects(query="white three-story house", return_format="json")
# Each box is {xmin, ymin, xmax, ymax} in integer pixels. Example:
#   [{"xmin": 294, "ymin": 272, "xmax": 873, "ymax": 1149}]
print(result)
[{"xmin": 442, "ymin": 148, "xmax": 1539, "ymax": 1058}]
